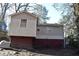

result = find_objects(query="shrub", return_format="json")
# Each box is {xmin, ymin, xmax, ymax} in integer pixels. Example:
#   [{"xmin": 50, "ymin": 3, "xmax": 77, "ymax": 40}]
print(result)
[
  {"xmin": 0, "ymin": 37, "xmax": 9, "ymax": 41},
  {"xmin": 67, "ymin": 35, "xmax": 79, "ymax": 48}
]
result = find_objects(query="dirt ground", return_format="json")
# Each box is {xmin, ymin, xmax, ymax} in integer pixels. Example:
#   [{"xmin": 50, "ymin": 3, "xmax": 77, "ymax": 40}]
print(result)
[{"xmin": 0, "ymin": 48, "xmax": 78, "ymax": 56}]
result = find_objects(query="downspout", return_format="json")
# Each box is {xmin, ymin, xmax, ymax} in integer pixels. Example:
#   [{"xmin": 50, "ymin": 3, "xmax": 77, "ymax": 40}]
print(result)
[
  {"xmin": 37, "ymin": 17, "xmax": 39, "ymax": 26},
  {"xmin": 63, "ymin": 25, "xmax": 65, "ymax": 48},
  {"xmin": 36, "ymin": 17, "xmax": 38, "ymax": 36}
]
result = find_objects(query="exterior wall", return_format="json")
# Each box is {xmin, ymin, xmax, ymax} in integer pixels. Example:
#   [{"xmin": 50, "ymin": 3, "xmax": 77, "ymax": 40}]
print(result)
[
  {"xmin": 8, "ymin": 12, "xmax": 65, "ymax": 49},
  {"xmin": 33, "ymin": 39, "xmax": 64, "ymax": 48},
  {"xmin": 10, "ymin": 36, "xmax": 34, "ymax": 49},
  {"xmin": 8, "ymin": 13, "xmax": 37, "ymax": 37},
  {"xmin": 36, "ymin": 26, "xmax": 64, "ymax": 39},
  {"xmin": 10, "ymin": 36, "xmax": 64, "ymax": 49}
]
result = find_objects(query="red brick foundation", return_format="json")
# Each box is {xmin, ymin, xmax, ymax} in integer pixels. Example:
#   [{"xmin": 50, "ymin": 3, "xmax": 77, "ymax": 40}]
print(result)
[
  {"xmin": 33, "ymin": 39, "xmax": 64, "ymax": 48},
  {"xmin": 10, "ymin": 36, "xmax": 64, "ymax": 49},
  {"xmin": 10, "ymin": 36, "xmax": 35, "ymax": 49}
]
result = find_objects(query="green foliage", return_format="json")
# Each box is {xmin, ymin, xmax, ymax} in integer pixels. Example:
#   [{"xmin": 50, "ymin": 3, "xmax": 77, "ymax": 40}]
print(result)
[
  {"xmin": 67, "ymin": 35, "xmax": 79, "ymax": 48},
  {"xmin": 53, "ymin": 3, "xmax": 79, "ymax": 48},
  {"xmin": 69, "ymin": 40, "xmax": 79, "ymax": 48},
  {"xmin": 0, "ymin": 30, "xmax": 9, "ymax": 42},
  {"xmin": 0, "ymin": 37, "xmax": 9, "ymax": 41},
  {"xmin": 0, "ymin": 18, "xmax": 4, "ymax": 23}
]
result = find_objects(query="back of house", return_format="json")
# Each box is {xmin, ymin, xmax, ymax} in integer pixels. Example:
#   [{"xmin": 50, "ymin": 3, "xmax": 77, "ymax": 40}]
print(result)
[{"xmin": 8, "ymin": 11, "xmax": 64, "ymax": 49}]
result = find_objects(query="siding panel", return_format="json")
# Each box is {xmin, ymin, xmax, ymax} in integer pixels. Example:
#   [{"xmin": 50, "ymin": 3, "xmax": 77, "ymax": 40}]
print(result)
[
  {"xmin": 8, "ymin": 13, "xmax": 37, "ymax": 37},
  {"xmin": 36, "ymin": 26, "xmax": 64, "ymax": 39}
]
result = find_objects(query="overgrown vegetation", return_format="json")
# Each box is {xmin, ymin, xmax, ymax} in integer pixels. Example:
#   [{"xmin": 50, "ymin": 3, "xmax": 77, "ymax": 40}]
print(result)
[{"xmin": 53, "ymin": 3, "xmax": 79, "ymax": 48}]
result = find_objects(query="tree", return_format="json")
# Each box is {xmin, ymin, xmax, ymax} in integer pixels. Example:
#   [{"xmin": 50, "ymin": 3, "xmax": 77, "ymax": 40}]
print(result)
[
  {"xmin": 53, "ymin": 3, "xmax": 75, "ymax": 37},
  {"xmin": 26, "ymin": 4, "xmax": 49, "ymax": 23},
  {"xmin": 14, "ymin": 3, "xmax": 30, "ymax": 13},
  {"xmin": 0, "ymin": 3, "xmax": 13, "ymax": 31},
  {"xmin": 0, "ymin": 3, "xmax": 12, "ymax": 21},
  {"xmin": 52, "ymin": 3, "xmax": 79, "ymax": 48},
  {"xmin": 14, "ymin": 3, "xmax": 49, "ymax": 23},
  {"xmin": 73, "ymin": 4, "xmax": 79, "ymax": 41}
]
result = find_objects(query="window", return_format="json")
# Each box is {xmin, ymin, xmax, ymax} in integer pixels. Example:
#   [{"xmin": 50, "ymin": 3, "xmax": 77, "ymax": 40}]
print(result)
[{"xmin": 20, "ymin": 19, "xmax": 27, "ymax": 27}]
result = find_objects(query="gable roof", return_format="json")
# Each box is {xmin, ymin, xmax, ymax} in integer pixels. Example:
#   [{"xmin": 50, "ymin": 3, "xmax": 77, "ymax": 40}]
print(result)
[{"xmin": 9, "ymin": 11, "xmax": 38, "ymax": 18}]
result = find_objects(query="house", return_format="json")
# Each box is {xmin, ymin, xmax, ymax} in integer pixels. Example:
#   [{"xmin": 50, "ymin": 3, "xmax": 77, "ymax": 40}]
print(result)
[{"xmin": 8, "ymin": 11, "xmax": 64, "ymax": 49}]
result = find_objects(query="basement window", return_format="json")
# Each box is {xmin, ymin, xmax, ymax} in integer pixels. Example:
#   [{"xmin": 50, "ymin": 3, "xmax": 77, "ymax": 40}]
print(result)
[{"xmin": 20, "ymin": 19, "xmax": 27, "ymax": 27}]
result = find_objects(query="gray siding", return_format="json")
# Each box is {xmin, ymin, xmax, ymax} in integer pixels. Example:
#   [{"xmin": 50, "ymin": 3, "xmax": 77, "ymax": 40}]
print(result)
[{"xmin": 36, "ymin": 26, "xmax": 64, "ymax": 39}]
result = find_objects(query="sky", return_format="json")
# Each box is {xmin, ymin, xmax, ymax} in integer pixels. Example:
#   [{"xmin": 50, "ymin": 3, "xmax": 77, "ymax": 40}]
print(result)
[{"xmin": 42, "ymin": 3, "xmax": 62, "ymax": 23}]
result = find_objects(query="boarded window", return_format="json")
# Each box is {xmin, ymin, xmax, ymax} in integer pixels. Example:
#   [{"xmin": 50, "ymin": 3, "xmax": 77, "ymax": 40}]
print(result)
[{"xmin": 20, "ymin": 19, "xmax": 27, "ymax": 27}]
